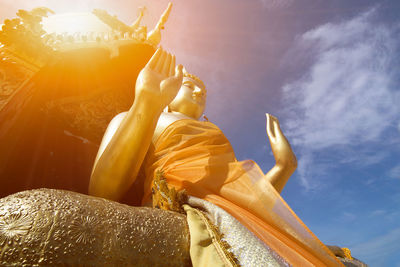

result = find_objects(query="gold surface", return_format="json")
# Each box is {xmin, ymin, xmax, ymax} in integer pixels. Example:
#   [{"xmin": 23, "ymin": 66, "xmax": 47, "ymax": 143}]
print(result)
[
  {"xmin": 43, "ymin": 84, "xmax": 133, "ymax": 143},
  {"xmin": 263, "ymin": 114, "xmax": 297, "ymax": 193},
  {"xmin": 342, "ymin": 247, "xmax": 353, "ymax": 260},
  {"xmin": 0, "ymin": 2, "xmax": 341, "ymax": 265},
  {"xmin": 0, "ymin": 8, "xmax": 56, "ymax": 68},
  {"xmin": 0, "ymin": 52, "xmax": 36, "ymax": 111},
  {"xmin": 90, "ymin": 48, "xmax": 296, "ymax": 200},
  {"xmin": 0, "ymin": 3, "xmax": 172, "ymax": 67},
  {"xmin": 168, "ymin": 69, "xmax": 207, "ymax": 120},
  {"xmin": 151, "ymin": 171, "xmax": 187, "ymax": 213},
  {"xmin": 184, "ymin": 204, "xmax": 240, "ymax": 267},
  {"xmin": 0, "ymin": 189, "xmax": 190, "ymax": 266},
  {"xmin": 89, "ymin": 47, "xmax": 184, "ymax": 200},
  {"xmin": 147, "ymin": 3, "xmax": 172, "ymax": 47}
]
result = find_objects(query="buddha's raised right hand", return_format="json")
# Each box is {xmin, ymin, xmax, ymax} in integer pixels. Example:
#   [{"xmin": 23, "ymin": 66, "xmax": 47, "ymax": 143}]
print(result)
[
  {"xmin": 90, "ymin": 48, "xmax": 183, "ymax": 200},
  {"xmin": 135, "ymin": 47, "xmax": 183, "ymax": 111}
]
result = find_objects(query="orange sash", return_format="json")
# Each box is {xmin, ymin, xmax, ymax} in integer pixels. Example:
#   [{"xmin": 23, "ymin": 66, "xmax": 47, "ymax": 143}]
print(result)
[{"xmin": 142, "ymin": 119, "xmax": 342, "ymax": 266}]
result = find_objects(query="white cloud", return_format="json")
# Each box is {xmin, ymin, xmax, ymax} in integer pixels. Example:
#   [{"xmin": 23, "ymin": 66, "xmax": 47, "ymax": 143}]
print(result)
[
  {"xmin": 369, "ymin": 209, "xmax": 386, "ymax": 217},
  {"xmin": 388, "ymin": 165, "xmax": 400, "ymax": 180},
  {"xmin": 282, "ymin": 9, "xmax": 400, "ymax": 190}
]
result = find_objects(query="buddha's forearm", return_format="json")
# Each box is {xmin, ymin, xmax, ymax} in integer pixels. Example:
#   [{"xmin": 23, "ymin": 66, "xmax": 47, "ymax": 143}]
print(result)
[
  {"xmin": 263, "ymin": 163, "xmax": 296, "ymax": 194},
  {"xmin": 89, "ymin": 97, "xmax": 162, "ymax": 201}
]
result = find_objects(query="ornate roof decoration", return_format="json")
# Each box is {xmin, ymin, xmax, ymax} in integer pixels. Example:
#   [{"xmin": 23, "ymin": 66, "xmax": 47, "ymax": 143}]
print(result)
[
  {"xmin": 0, "ymin": 7, "xmax": 56, "ymax": 69},
  {"xmin": 0, "ymin": 4, "xmax": 172, "ymax": 68},
  {"xmin": 92, "ymin": 7, "xmax": 146, "ymax": 35}
]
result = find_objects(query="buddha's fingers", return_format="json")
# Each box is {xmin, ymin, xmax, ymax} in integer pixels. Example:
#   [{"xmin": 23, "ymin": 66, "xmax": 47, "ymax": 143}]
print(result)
[
  {"xmin": 266, "ymin": 113, "xmax": 276, "ymax": 141},
  {"xmin": 175, "ymin": 64, "xmax": 183, "ymax": 79},
  {"xmin": 155, "ymin": 50, "xmax": 168, "ymax": 73},
  {"xmin": 169, "ymin": 55, "xmax": 176, "ymax": 76},
  {"xmin": 272, "ymin": 117, "xmax": 291, "ymax": 149},
  {"xmin": 272, "ymin": 117, "xmax": 283, "ymax": 140},
  {"xmin": 147, "ymin": 47, "xmax": 163, "ymax": 69},
  {"xmin": 162, "ymin": 53, "xmax": 172, "ymax": 77}
]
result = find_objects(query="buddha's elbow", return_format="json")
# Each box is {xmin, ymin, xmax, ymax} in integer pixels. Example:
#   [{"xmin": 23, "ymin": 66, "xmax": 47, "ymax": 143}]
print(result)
[
  {"xmin": 277, "ymin": 156, "xmax": 297, "ymax": 174},
  {"xmin": 88, "ymin": 177, "xmax": 103, "ymax": 198},
  {"xmin": 292, "ymin": 155, "xmax": 298, "ymax": 171},
  {"xmin": 88, "ymin": 173, "xmax": 112, "ymax": 200},
  {"xmin": 89, "ymin": 172, "xmax": 126, "ymax": 202}
]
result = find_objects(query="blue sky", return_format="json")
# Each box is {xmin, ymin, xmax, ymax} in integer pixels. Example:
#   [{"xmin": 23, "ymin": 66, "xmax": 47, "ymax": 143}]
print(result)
[{"xmin": 1, "ymin": 0, "xmax": 399, "ymax": 265}]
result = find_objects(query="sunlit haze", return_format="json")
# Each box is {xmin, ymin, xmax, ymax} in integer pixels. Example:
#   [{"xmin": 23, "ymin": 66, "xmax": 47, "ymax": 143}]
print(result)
[
  {"xmin": 0, "ymin": 0, "xmax": 399, "ymax": 265},
  {"xmin": 43, "ymin": 13, "xmax": 112, "ymax": 34}
]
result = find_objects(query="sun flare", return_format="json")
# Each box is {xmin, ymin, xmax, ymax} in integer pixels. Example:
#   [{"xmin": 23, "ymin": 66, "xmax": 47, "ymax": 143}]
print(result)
[{"xmin": 42, "ymin": 13, "xmax": 112, "ymax": 35}]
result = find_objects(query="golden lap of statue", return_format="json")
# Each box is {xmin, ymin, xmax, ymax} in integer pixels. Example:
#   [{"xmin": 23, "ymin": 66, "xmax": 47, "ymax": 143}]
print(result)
[{"xmin": 0, "ymin": 189, "xmax": 190, "ymax": 266}]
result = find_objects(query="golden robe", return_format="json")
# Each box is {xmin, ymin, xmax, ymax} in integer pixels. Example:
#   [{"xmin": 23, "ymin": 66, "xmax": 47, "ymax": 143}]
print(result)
[{"xmin": 141, "ymin": 119, "xmax": 343, "ymax": 267}]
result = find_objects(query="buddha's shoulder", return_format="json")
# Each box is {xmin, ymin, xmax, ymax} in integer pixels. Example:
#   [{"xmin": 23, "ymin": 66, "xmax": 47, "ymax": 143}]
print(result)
[
  {"xmin": 157, "ymin": 112, "xmax": 217, "ymax": 129},
  {"xmin": 156, "ymin": 113, "xmax": 221, "ymax": 137}
]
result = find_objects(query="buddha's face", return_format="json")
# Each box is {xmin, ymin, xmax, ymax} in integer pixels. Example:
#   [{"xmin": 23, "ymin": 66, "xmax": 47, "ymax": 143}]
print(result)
[{"xmin": 169, "ymin": 76, "xmax": 206, "ymax": 119}]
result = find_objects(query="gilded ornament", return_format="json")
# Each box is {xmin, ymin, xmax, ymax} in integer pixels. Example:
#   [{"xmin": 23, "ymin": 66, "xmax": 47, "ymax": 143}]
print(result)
[
  {"xmin": 0, "ymin": 212, "xmax": 32, "ymax": 246},
  {"xmin": 0, "ymin": 189, "xmax": 191, "ymax": 266}
]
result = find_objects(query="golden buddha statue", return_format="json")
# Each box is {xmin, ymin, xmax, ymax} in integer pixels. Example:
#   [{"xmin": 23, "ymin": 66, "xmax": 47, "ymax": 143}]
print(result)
[
  {"xmin": 89, "ymin": 47, "xmax": 297, "ymax": 201},
  {"xmin": 0, "ymin": 47, "xmax": 344, "ymax": 266},
  {"xmin": 0, "ymin": 46, "xmax": 349, "ymax": 266},
  {"xmin": 0, "ymin": 5, "xmax": 355, "ymax": 266},
  {"xmin": 86, "ymin": 48, "xmax": 342, "ymax": 266}
]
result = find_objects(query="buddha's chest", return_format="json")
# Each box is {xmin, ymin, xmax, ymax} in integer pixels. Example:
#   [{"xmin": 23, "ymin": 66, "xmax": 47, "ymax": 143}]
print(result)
[{"xmin": 152, "ymin": 112, "xmax": 193, "ymax": 143}]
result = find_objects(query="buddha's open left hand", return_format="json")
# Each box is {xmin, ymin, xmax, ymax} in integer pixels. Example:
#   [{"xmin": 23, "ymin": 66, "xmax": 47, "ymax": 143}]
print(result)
[
  {"xmin": 266, "ymin": 114, "xmax": 297, "ymax": 170},
  {"xmin": 135, "ymin": 47, "xmax": 183, "ymax": 110}
]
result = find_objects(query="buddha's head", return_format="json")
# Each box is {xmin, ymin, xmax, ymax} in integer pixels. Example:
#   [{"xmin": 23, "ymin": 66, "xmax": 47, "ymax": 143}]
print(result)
[{"xmin": 168, "ymin": 68, "xmax": 206, "ymax": 120}]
